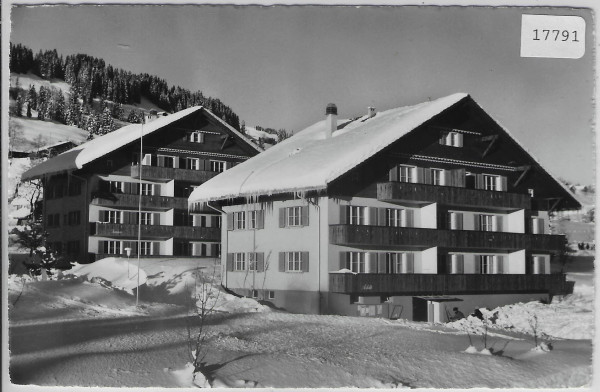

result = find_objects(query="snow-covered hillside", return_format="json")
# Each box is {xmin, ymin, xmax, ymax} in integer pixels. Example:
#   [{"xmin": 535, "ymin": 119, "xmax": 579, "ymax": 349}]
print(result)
[
  {"xmin": 7, "ymin": 256, "xmax": 593, "ymax": 388},
  {"xmin": 9, "ymin": 116, "xmax": 88, "ymax": 152}
]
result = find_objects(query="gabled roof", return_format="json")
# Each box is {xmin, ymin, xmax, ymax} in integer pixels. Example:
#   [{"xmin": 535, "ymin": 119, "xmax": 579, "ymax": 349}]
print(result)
[
  {"xmin": 188, "ymin": 93, "xmax": 469, "ymax": 204},
  {"xmin": 189, "ymin": 93, "xmax": 580, "ymax": 210},
  {"xmin": 22, "ymin": 106, "xmax": 261, "ymax": 180}
]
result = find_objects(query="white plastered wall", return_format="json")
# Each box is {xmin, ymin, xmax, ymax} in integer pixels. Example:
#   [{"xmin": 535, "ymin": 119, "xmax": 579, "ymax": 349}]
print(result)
[{"xmin": 507, "ymin": 209, "xmax": 525, "ymax": 233}]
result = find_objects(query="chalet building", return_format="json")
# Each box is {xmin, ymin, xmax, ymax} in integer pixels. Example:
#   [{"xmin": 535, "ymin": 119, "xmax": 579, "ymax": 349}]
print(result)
[
  {"xmin": 22, "ymin": 107, "xmax": 261, "ymax": 263},
  {"xmin": 188, "ymin": 93, "xmax": 579, "ymax": 322}
]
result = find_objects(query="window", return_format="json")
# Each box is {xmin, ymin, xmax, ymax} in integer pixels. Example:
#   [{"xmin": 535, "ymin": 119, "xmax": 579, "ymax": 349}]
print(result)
[
  {"xmin": 188, "ymin": 132, "xmax": 204, "ymax": 143},
  {"xmin": 234, "ymin": 211, "xmax": 246, "ymax": 230},
  {"xmin": 108, "ymin": 210, "xmax": 122, "ymax": 224},
  {"xmin": 138, "ymin": 212, "xmax": 153, "ymax": 225},
  {"xmin": 68, "ymin": 211, "xmax": 81, "ymax": 226},
  {"xmin": 109, "ymin": 181, "xmax": 124, "ymax": 193},
  {"xmin": 211, "ymin": 160, "xmax": 226, "ymax": 173},
  {"xmin": 268, "ymin": 290, "xmax": 275, "ymax": 299},
  {"xmin": 104, "ymin": 240, "xmax": 122, "ymax": 255},
  {"xmin": 479, "ymin": 214, "xmax": 494, "ymax": 232},
  {"xmin": 47, "ymin": 213, "xmax": 60, "ymax": 227},
  {"xmin": 528, "ymin": 188, "xmax": 535, "ymax": 197},
  {"xmin": 140, "ymin": 183, "xmax": 154, "ymax": 196},
  {"xmin": 387, "ymin": 253, "xmax": 414, "ymax": 274},
  {"xmin": 399, "ymin": 165, "xmax": 414, "ymax": 183},
  {"xmin": 386, "ymin": 208, "xmax": 403, "ymax": 227},
  {"xmin": 251, "ymin": 290, "xmax": 259, "ymax": 299},
  {"xmin": 186, "ymin": 158, "xmax": 200, "ymax": 170},
  {"xmin": 287, "ymin": 206, "xmax": 302, "ymax": 227},
  {"xmin": 286, "ymin": 252, "xmax": 303, "ymax": 272},
  {"xmin": 440, "ymin": 131, "xmax": 463, "ymax": 147},
  {"xmin": 248, "ymin": 252, "xmax": 258, "ymax": 271},
  {"xmin": 479, "ymin": 255, "xmax": 494, "ymax": 274},
  {"xmin": 483, "ymin": 174, "xmax": 498, "ymax": 191},
  {"xmin": 431, "ymin": 169, "xmax": 445, "ymax": 185},
  {"xmin": 349, "ymin": 206, "xmax": 366, "ymax": 225},
  {"xmin": 346, "ymin": 252, "xmax": 365, "ymax": 273},
  {"xmin": 248, "ymin": 211, "xmax": 258, "ymax": 229},
  {"xmin": 139, "ymin": 241, "xmax": 153, "ymax": 256},
  {"xmin": 234, "ymin": 253, "xmax": 246, "ymax": 271}
]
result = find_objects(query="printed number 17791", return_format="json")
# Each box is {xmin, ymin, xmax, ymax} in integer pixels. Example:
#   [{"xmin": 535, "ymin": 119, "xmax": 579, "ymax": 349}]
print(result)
[{"xmin": 533, "ymin": 29, "xmax": 578, "ymax": 42}]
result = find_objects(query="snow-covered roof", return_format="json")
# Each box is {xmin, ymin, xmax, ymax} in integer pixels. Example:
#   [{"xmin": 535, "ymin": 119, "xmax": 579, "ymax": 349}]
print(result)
[
  {"xmin": 22, "ymin": 106, "xmax": 260, "ymax": 180},
  {"xmin": 189, "ymin": 93, "xmax": 469, "ymax": 204}
]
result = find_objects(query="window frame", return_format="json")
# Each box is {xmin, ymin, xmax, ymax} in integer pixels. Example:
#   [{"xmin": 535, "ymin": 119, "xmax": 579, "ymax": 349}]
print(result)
[
  {"xmin": 109, "ymin": 181, "xmax": 124, "ymax": 194},
  {"xmin": 248, "ymin": 252, "xmax": 258, "ymax": 271},
  {"xmin": 210, "ymin": 160, "xmax": 226, "ymax": 173},
  {"xmin": 234, "ymin": 252, "xmax": 247, "ymax": 271},
  {"xmin": 105, "ymin": 240, "xmax": 122, "ymax": 255},
  {"xmin": 482, "ymin": 174, "xmax": 498, "ymax": 191},
  {"xmin": 286, "ymin": 251, "xmax": 303, "ymax": 272},
  {"xmin": 234, "ymin": 211, "xmax": 246, "ymax": 230},
  {"xmin": 108, "ymin": 210, "xmax": 122, "ymax": 224},
  {"xmin": 140, "ymin": 183, "xmax": 154, "ymax": 196},
  {"xmin": 399, "ymin": 165, "xmax": 414, "ymax": 183},
  {"xmin": 186, "ymin": 157, "xmax": 200, "ymax": 171},
  {"xmin": 268, "ymin": 290, "xmax": 275, "ymax": 299},
  {"xmin": 479, "ymin": 214, "xmax": 494, "ymax": 232},
  {"xmin": 349, "ymin": 206, "xmax": 366, "ymax": 225},
  {"xmin": 248, "ymin": 210, "xmax": 258, "ymax": 229},
  {"xmin": 349, "ymin": 252, "xmax": 366, "ymax": 273},
  {"xmin": 479, "ymin": 255, "xmax": 494, "ymax": 274},
  {"xmin": 431, "ymin": 168, "xmax": 445, "ymax": 185},
  {"xmin": 188, "ymin": 132, "xmax": 204, "ymax": 143},
  {"xmin": 287, "ymin": 206, "xmax": 302, "ymax": 227},
  {"xmin": 386, "ymin": 208, "xmax": 403, "ymax": 227}
]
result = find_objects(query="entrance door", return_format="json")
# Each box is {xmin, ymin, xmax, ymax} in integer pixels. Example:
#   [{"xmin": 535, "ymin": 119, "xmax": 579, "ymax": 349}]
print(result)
[{"xmin": 412, "ymin": 297, "xmax": 428, "ymax": 322}]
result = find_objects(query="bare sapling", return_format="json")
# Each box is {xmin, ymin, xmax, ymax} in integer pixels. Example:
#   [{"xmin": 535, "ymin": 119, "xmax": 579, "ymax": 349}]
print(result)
[{"xmin": 186, "ymin": 262, "xmax": 221, "ymax": 386}]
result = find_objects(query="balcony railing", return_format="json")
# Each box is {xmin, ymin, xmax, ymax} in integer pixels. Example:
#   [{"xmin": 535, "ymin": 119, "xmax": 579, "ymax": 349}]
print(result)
[
  {"xmin": 90, "ymin": 223, "xmax": 220, "ymax": 241},
  {"xmin": 329, "ymin": 225, "xmax": 565, "ymax": 251},
  {"xmin": 91, "ymin": 193, "xmax": 188, "ymax": 210},
  {"xmin": 377, "ymin": 182, "xmax": 531, "ymax": 210},
  {"xmin": 130, "ymin": 164, "xmax": 218, "ymax": 183},
  {"xmin": 329, "ymin": 273, "xmax": 574, "ymax": 296}
]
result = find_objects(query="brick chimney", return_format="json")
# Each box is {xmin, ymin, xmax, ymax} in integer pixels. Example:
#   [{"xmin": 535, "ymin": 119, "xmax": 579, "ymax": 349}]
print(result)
[{"xmin": 325, "ymin": 103, "xmax": 337, "ymax": 139}]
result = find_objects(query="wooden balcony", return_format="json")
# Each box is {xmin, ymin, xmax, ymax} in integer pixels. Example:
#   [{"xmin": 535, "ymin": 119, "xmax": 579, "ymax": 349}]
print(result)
[
  {"xmin": 91, "ymin": 193, "xmax": 188, "ymax": 210},
  {"xmin": 377, "ymin": 182, "xmax": 531, "ymax": 210},
  {"xmin": 130, "ymin": 164, "xmax": 218, "ymax": 183},
  {"xmin": 90, "ymin": 223, "xmax": 220, "ymax": 241},
  {"xmin": 329, "ymin": 225, "xmax": 565, "ymax": 252},
  {"xmin": 329, "ymin": 273, "xmax": 574, "ymax": 296}
]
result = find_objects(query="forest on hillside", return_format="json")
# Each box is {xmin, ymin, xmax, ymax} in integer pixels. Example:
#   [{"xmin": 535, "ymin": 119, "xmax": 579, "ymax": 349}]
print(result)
[{"xmin": 9, "ymin": 43, "xmax": 241, "ymax": 133}]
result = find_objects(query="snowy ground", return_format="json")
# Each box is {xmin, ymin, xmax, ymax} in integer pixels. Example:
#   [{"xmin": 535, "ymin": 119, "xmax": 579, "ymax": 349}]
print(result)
[{"xmin": 7, "ymin": 255, "xmax": 594, "ymax": 389}]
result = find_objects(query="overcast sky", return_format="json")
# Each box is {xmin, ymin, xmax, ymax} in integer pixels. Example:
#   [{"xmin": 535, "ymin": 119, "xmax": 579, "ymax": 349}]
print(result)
[{"xmin": 10, "ymin": 5, "xmax": 595, "ymax": 184}]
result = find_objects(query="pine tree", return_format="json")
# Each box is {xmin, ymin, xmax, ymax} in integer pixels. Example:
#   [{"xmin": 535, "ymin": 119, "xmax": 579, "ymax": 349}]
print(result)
[
  {"xmin": 15, "ymin": 93, "xmax": 24, "ymax": 117},
  {"xmin": 26, "ymin": 102, "xmax": 32, "ymax": 118},
  {"xmin": 99, "ymin": 106, "xmax": 115, "ymax": 135},
  {"xmin": 27, "ymin": 85, "xmax": 37, "ymax": 111},
  {"xmin": 54, "ymin": 91, "xmax": 66, "ymax": 123}
]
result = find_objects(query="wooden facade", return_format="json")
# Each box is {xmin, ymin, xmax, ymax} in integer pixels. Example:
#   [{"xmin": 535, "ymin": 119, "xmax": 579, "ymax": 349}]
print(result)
[
  {"xmin": 34, "ymin": 107, "xmax": 260, "ymax": 262},
  {"xmin": 329, "ymin": 273, "xmax": 574, "ymax": 296}
]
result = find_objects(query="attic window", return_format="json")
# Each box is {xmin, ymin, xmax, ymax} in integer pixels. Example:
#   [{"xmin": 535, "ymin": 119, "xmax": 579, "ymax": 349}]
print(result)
[
  {"xmin": 188, "ymin": 132, "xmax": 204, "ymax": 143},
  {"xmin": 439, "ymin": 131, "xmax": 463, "ymax": 147}
]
